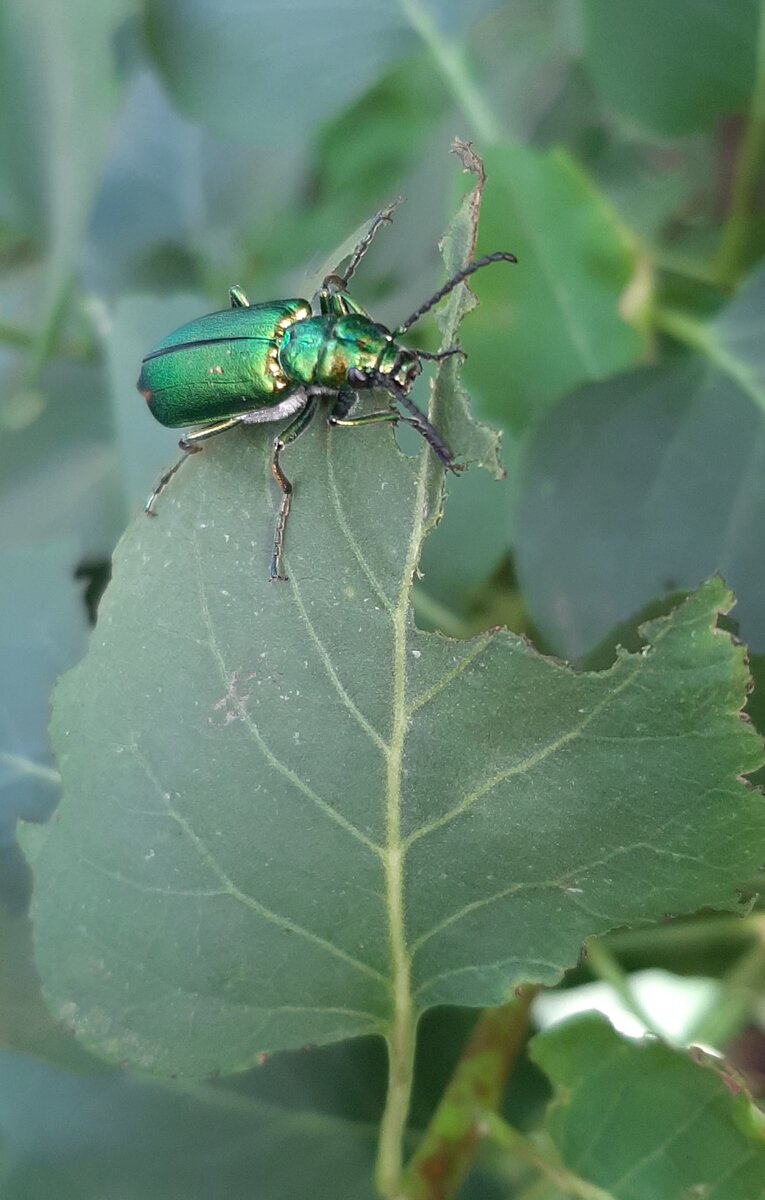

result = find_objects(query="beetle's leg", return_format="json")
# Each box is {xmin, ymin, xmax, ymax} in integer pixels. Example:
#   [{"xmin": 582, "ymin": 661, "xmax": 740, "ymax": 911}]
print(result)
[
  {"xmin": 144, "ymin": 416, "xmax": 243, "ymax": 515},
  {"xmin": 326, "ymin": 389, "xmax": 362, "ymax": 422},
  {"xmin": 367, "ymin": 370, "xmax": 462, "ymax": 474},
  {"xmin": 229, "ymin": 285, "xmax": 250, "ymax": 308},
  {"xmin": 269, "ymin": 394, "xmax": 320, "ymax": 582},
  {"xmin": 328, "ymin": 390, "xmax": 429, "ymax": 437},
  {"xmin": 324, "ymin": 197, "xmax": 403, "ymax": 292},
  {"xmin": 326, "ymin": 388, "xmax": 398, "ymax": 429},
  {"xmin": 330, "ymin": 409, "xmax": 403, "ymax": 429}
]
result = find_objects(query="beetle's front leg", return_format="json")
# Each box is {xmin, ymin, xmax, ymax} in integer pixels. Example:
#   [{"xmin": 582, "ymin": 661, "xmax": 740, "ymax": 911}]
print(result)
[
  {"xmin": 365, "ymin": 371, "xmax": 462, "ymax": 474},
  {"xmin": 327, "ymin": 390, "xmax": 401, "ymax": 430},
  {"xmin": 145, "ymin": 415, "xmax": 244, "ymax": 515},
  {"xmin": 269, "ymin": 394, "xmax": 320, "ymax": 582}
]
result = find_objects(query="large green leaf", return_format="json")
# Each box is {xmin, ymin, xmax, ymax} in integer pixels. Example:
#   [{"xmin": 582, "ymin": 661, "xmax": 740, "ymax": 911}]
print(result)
[
  {"xmin": 461, "ymin": 143, "xmax": 644, "ymax": 432},
  {"xmin": 0, "ymin": 1049, "xmax": 379, "ymax": 1200},
  {"xmin": 706, "ymin": 261, "xmax": 765, "ymax": 414},
  {"xmin": 748, "ymin": 654, "xmax": 765, "ymax": 790},
  {"xmin": 0, "ymin": 543, "xmax": 86, "ymax": 835},
  {"xmin": 105, "ymin": 293, "xmax": 208, "ymax": 511},
  {"xmin": 86, "ymin": 68, "xmax": 310, "ymax": 298},
  {"xmin": 532, "ymin": 1015, "xmax": 765, "ymax": 1198},
  {"xmin": 579, "ymin": 0, "xmax": 759, "ymax": 136},
  {"xmin": 515, "ymin": 265, "xmax": 765, "ymax": 659},
  {"xmin": 0, "ymin": 1019, "xmax": 509, "ymax": 1200},
  {"xmin": 25, "ymin": 369, "xmax": 763, "ymax": 1074},
  {"xmin": 144, "ymin": 0, "xmax": 504, "ymax": 144},
  {"xmin": 0, "ymin": 0, "xmax": 134, "ymax": 335},
  {"xmin": 0, "ymin": 849, "xmax": 101, "ymax": 1069},
  {"xmin": 0, "ymin": 351, "xmax": 122, "ymax": 559}
]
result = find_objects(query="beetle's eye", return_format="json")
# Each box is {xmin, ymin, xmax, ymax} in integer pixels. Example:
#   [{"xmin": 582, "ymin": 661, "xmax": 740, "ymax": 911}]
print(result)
[{"xmin": 348, "ymin": 366, "xmax": 367, "ymax": 387}]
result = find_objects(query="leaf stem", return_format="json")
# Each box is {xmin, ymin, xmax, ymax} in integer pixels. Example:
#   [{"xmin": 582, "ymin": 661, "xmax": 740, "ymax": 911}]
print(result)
[
  {"xmin": 484, "ymin": 1114, "xmax": 614, "ymax": 1200},
  {"xmin": 686, "ymin": 917, "xmax": 765, "ymax": 1048},
  {"xmin": 713, "ymin": 0, "xmax": 765, "ymax": 285},
  {"xmin": 376, "ymin": 441, "xmax": 433, "ymax": 1198},
  {"xmin": 605, "ymin": 913, "xmax": 763, "ymax": 958},
  {"xmin": 0, "ymin": 319, "xmax": 95, "ymax": 361},
  {"xmin": 22, "ymin": 275, "xmax": 75, "ymax": 387},
  {"xmin": 398, "ymin": 993, "xmax": 536, "ymax": 1200},
  {"xmin": 398, "ymin": 0, "xmax": 503, "ymax": 143},
  {"xmin": 410, "ymin": 586, "xmax": 475, "ymax": 638},
  {"xmin": 652, "ymin": 251, "xmax": 727, "ymax": 287},
  {"xmin": 585, "ymin": 938, "xmax": 663, "ymax": 1037},
  {"xmin": 377, "ymin": 146, "xmax": 503, "ymax": 1197},
  {"xmin": 376, "ymin": 843, "xmax": 417, "ymax": 1196},
  {"xmin": 653, "ymin": 304, "xmax": 764, "ymax": 408},
  {"xmin": 0, "ymin": 751, "xmax": 61, "ymax": 787}
]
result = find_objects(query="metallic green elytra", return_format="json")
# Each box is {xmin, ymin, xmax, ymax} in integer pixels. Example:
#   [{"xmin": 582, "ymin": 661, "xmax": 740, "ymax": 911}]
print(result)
[{"xmin": 140, "ymin": 202, "xmax": 517, "ymax": 581}]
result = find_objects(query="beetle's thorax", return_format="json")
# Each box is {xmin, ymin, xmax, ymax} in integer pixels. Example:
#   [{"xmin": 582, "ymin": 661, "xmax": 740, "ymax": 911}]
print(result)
[{"xmin": 278, "ymin": 314, "xmax": 417, "ymax": 391}]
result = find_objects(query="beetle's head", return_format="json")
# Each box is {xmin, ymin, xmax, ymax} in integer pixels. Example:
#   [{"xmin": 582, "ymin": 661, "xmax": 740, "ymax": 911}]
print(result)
[{"xmin": 331, "ymin": 316, "xmax": 420, "ymax": 394}]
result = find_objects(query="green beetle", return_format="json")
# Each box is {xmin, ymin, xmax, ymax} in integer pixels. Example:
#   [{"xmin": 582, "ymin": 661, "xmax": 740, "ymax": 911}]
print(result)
[{"xmin": 140, "ymin": 203, "xmax": 516, "ymax": 580}]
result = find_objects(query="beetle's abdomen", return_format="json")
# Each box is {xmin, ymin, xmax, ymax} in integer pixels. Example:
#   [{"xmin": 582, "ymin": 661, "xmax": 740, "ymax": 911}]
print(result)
[
  {"xmin": 140, "ymin": 340, "xmax": 294, "ymax": 427},
  {"xmin": 139, "ymin": 300, "xmax": 311, "ymax": 428}
]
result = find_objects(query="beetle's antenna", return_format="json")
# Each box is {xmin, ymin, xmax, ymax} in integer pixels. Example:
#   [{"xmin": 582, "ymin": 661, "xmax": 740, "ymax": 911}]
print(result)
[
  {"xmin": 394, "ymin": 252, "xmax": 518, "ymax": 336},
  {"xmin": 330, "ymin": 198, "xmax": 404, "ymax": 289},
  {"xmin": 367, "ymin": 369, "xmax": 462, "ymax": 473},
  {"xmin": 415, "ymin": 346, "xmax": 466, "ymax": 365}
]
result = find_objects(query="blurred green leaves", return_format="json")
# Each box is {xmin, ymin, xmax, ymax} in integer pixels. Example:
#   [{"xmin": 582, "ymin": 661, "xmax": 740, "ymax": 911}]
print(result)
[
  {"xmin": 516, "ymin": 262, "xmax": 765, "ymax": 658},
  {"xmin": 0, "ymin": 1048, "xmax": 380, "ymax": 1200},
  {"xmin": 2, "ymin": 2, "xmax": 765, "ymax": 1196},
  {"xmin": 462, "ymin": 142, "xmax": 644, "ymax": 431},
  {"xmin": 580, "ymin": 0, "xmax": 759, "ymax": 135},
  {"xmin": 0, "ymin": 0, "xmax": 135, "ymax": 343},
  {"xmin": 532, "ymin": 1016, "xmax": 765, "ymax": 1198},
  {"xmin": 0, "ymin": 545, "xmax": 84, "ymax": 832},
  {"xmin": 144, "ymin": 0, "xmax": 505, "ymax": 145}
]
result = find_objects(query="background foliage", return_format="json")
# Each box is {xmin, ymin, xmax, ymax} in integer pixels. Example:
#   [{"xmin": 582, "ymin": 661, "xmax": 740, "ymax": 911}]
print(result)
[{"xmin": 2, "ymin": 2, "xmax": 765, "ymax": 1198}]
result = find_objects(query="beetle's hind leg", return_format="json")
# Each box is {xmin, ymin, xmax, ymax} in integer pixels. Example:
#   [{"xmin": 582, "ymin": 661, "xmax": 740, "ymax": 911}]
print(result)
[
  {"xmin": 269, "ymin": 395, "xmax": 320, "ymax": 582},
  {"xmin": 145, "ymin": 416, "xmax": 243, "ymax": 515}
]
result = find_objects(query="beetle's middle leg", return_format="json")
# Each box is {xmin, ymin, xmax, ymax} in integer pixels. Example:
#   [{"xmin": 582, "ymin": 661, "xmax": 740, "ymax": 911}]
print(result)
[
  {"xmin": 329, "ymin": 384, "xmax": 460, "ymax": 473},
  {"xmin": 269, "ymin": 394, "xmax": 320, "ymax": 582},
  {"xmin": 145, "ymin": 416, "xmax": 244, "ymax": 516}
]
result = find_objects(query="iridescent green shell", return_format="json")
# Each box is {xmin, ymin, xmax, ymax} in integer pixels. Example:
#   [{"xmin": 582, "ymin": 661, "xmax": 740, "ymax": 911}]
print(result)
[{"xmin": 138, "ymin": 299, "xmax": 311, "ymax": 427}]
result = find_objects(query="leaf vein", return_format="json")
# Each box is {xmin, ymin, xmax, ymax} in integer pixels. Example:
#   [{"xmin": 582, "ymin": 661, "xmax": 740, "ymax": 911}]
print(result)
[
  {"xmin": 129, "ymin": 740, "xmax": 387, "ymax": 986},
  {"xmin": 287, "ymin": 562, "xmax": 390, "ymax": 754},
  {"xmin": 405, "ymin": 627, "xmax": 672, "ymax": 849},
  {"xmin": 704, "ymin": 1147, "xmax": 761, "ymax": 1197},
  {"xmin": 606, "ymin": 1092, "xmax": 723, "ymax": 1191},
  {"xmin": 81, "ymin": 855, "xmax": 230, "ymax": 900},
  {"xmin": 406, "ymin": 632, "xmax": 495, "ymax": 716},
  {"xmin": 410, "ymin": 838, "xmax": 706, "ymax": 962},
  {"xmin": 325, "ymin": 431, "xmax": 395, "ymax": 614},
  {"xmin": 189, "ymin": 532, "xmax": 382, "ymax": 856},
  {"xmin": 413, "ymin": 955, "xmax": 563, "ymax": 1002}
]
